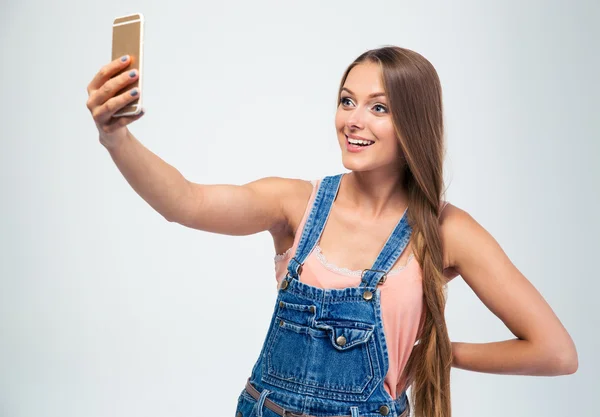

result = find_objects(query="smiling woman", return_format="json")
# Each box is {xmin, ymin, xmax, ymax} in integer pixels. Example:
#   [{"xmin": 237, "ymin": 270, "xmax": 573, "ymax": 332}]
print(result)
[
  {"xmin": 337, "ymin": 67, "xmax": 397, "ymax": 158},
  {"xmin": 86, "ymin": 44, "xmax": 577, "ymax": 417}
]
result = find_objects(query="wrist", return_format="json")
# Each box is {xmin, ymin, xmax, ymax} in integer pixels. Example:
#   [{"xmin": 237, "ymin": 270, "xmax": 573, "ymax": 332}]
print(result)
[{"xmin": 99, "ymin": 128, "xmax": 131, "ymax": 151}]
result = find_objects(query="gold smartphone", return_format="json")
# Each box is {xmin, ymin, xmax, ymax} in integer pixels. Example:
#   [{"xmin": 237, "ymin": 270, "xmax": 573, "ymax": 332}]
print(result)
[{"xmin": 111, "ymin": 13, "xmax": 144, "ymax": 117}]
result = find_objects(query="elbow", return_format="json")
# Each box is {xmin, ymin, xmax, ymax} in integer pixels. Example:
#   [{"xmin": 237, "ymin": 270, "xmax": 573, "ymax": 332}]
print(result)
[
  {"xmin": 560, "ymin": 351, "xmax": 578, "ymax": 375},
  {"xmin": 162, "ymin": 209, "xmax": 181, "ymax": 223},
  {"xmin": 549, "ymin": 346, "xmax": 578, "ymax": 375},
  {"xmin": 165, "ymin": 215, "xmax": 183, "ymax": 224}
]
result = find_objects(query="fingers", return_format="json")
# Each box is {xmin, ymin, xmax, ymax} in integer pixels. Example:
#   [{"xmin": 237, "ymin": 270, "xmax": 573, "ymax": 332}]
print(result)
[
  {"xmin": 91, "ymin": 83, "xmax": 141, "ymax": 125},
  {"xmin": 86, "ymin": 55, "xmax": 144, "ymax": 132},
  {"xmin": 91, "ymin": 68, "xmax": 139, "ymax": 111},
  {"xmin": 87, "ymin": 55, "xmax": 131, "ymax": 95},
  {"xmin": 87, "ymin": 69, "xmax": 139, "ymax": 117}
]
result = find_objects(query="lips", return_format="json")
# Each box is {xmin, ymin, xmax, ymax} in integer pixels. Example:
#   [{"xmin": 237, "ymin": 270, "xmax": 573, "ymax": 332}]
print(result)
[
  {"xmin": 346, "ymin": 133, "xmax": 374, "ymax": 142},
  {"xmin": 345, "ymin": 134, "xmax": 375, "ymax": 146}
]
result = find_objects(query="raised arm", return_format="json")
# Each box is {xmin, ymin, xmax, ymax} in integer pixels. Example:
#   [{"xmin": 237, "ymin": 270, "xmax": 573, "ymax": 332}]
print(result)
[{"xmin": 87, "ymin": 55, "xmax": 295, "ymax": 236}]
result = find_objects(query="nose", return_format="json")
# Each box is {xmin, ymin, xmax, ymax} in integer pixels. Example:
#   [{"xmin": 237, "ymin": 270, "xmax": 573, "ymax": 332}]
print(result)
[{"xmin": 345, "ymin": 107, "xmax": 365, "ymax": 131}]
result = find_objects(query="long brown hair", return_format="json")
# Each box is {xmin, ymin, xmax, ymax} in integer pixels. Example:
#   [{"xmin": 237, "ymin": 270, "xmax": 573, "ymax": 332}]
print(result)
[{"xmin": 337, "ymin": 46, "xmax": 452, "ymax": 417}]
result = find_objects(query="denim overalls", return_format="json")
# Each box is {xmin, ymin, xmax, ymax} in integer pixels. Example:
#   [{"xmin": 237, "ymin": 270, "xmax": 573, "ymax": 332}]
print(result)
[{"xmin": 235, "ymin": 174, "xmax": 412, "ymax": 417}]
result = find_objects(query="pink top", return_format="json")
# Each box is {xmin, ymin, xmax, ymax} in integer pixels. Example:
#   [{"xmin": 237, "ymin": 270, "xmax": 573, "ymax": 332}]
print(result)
[{"xmin": 274, "ymin": 179, "xmax": 448, "ymax": 399}]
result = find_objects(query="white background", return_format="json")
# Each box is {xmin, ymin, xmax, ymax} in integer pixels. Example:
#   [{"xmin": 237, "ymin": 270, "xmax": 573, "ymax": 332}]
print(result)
[{"xmin": 1, "ymin": 0, "xmax": 598, "ymax": 416}]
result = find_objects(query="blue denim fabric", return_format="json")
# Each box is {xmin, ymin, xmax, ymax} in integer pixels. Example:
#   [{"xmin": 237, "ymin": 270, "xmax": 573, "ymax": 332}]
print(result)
[{"xmin": 236, "ymin": 174, "xmax": 413, "ymax": 417}]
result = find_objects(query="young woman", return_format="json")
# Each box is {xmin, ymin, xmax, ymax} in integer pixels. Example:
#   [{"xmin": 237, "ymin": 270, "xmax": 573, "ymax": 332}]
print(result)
[{"xmin": 86, "ymin": 46, "xmax": 578, "ymax": 417}]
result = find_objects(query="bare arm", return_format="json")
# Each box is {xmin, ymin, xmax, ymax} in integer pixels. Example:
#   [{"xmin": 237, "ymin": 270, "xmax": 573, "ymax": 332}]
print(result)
[
  {"xmin": 442, "ymin": 204, "xmax": 578, "ymax": 376},
  {"xmin": 105, "ymin": 131, "xmax": 291, "ymax": 235},
  {"xmin": 87, "ymin": 56, "xmax": 292, "ymax": 237}
]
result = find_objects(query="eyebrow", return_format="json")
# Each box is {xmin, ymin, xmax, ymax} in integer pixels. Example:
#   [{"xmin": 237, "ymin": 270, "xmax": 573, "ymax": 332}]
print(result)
[{"xmin": 340, "ymin": 87, "xmax": 386, "ymax": 98}]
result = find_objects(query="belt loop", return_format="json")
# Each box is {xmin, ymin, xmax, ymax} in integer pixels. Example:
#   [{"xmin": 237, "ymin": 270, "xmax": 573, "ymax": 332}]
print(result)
[
  {"xmin": 350, "ymin": 406, "xmax": 360, "ymax": 417},
  {"xmin": 254, "ymin": 388, "xmax": 272, "ymax": 417}
]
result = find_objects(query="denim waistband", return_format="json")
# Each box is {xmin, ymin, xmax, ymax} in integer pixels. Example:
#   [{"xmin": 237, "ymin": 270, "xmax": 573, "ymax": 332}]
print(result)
[{"xmin": 244, "ymin": 378, "xmax": 410, "ymax": 417}]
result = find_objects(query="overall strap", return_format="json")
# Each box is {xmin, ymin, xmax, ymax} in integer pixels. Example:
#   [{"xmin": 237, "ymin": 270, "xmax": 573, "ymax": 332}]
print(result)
[
  {"xmin": 286, "ymin": 174, "xmax": 343, "ymax": 280},
  {"xmin": 359, "ymin": 207, "xmax": 413, "ymax": 288}
]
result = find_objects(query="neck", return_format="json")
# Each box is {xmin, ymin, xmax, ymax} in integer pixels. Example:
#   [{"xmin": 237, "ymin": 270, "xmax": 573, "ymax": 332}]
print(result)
[{"xmin": 339, "ymin": 168, "xmax": 408, "ymax": 219}]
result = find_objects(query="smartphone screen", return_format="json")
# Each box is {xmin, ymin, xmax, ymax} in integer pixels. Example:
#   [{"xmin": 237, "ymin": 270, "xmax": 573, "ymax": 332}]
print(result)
[{"xmin": 111, "ymin": 13, "xmax": 144, "ymax": 117}]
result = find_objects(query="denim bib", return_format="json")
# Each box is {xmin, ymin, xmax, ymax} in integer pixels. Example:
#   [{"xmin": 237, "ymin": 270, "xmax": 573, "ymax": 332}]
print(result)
[{"xmin": 236, "ymin": 174, "xmax": 412, "ymax": 417}]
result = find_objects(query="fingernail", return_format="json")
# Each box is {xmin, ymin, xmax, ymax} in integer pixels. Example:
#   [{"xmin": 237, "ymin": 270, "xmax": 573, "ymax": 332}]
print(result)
[
  {"xmin": 130, "ymin": 89, "xmax": 138, "ymax": 96},
  {"xmin": 129, "ymin": 70, "xmax": 137, "ymax": 77},
  {"xmin": 121, "ymin": 55, "xmax": 128, "ymax": 62}
]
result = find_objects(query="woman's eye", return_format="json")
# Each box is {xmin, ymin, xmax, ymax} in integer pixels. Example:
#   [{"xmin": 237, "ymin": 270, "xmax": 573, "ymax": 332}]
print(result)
[
  {"xmin": 373, "ymin": 104, "xmax": 388, "ymax": 113},
  {"xmin": 339, "ymin": 97, "xmax": 386, "ymax": 113}
]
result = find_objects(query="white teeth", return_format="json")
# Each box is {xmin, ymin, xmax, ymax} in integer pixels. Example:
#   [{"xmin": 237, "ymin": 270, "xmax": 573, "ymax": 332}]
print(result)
[{"xmin": 347, "ymin": 137, "xmax": 374, "ymax": 146}]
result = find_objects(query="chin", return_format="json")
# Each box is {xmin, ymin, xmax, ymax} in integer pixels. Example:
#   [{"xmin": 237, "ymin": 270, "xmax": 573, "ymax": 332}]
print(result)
[
  {"xmin": 340, "ymin": 157, "xmax": 372, "ymax": 172},
  {"xmin": 341, "ymin": 154, "xmax": 400, "ymax": 174}
]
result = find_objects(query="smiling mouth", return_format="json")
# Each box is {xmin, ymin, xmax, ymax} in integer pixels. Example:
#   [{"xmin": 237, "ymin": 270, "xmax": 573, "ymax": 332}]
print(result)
[{"xmin": 346, "ymin": 135, "xmax": 375, "ymax": 147}]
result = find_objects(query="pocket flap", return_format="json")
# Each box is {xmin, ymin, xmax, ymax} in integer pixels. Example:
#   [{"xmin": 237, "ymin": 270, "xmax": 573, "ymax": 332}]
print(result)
[{"xmin": 314, "ymin": 321, "xmax": 374, "ymax": 351}]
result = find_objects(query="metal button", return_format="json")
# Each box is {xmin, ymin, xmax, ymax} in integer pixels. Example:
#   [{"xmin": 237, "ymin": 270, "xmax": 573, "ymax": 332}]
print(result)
[
  {"xmin": 279, "ymin": 301, "xmax": 284, "ymax": 308},
  {"xmin": 362, "ymin": 290, "xmax": 373, "ymax": 301},
  {"xmin": 310, "ymin": 305, "xmax": 316, "ymax": 313},
  {"xmin": 379, "ymin": 405, "xmax": 390, "ymax": 415},
  {"xmin": 281, "ymin": 280, "xmax": 289, "ymax": 290},
  {"xmin": 336, "ymin": 335, "xmax": 347, "ymax": 346},
  {"xmin": 236, "ymin": 412, "xmax": 243, "ymax": 417},
  {"xmin": 279, "ymin": 319, "xmax": 284, "ymax": 326}
]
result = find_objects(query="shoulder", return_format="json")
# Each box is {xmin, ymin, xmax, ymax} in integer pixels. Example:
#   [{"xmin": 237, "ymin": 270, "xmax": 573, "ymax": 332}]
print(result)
[
  {"xmin": 275, "ymin": 177, "xmax": 315, "ymax": 200},
  {"xmin": 262, "ymin": 177, "xmax": 316, "ymax": 236},
  {"xmin": 438, "ymin": 202, "xmax": 492, "ymax": 283},
  {"xmin": 246, "ymin": 176, "xmax": 314, "ymax": 202},
  {"xmin": 438, "ymin": 202, "xmax": 468, "ymax": 282}
]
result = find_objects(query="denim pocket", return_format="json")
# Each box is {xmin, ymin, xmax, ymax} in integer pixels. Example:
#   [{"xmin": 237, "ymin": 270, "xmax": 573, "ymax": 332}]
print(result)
[{"xmin": 262, "ymin": 317, "xmax": 380, "ymax": 401}]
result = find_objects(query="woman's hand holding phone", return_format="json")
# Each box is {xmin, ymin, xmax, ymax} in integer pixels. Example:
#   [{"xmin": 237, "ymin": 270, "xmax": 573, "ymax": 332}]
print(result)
[{"xmin": 86, "ymin": 55, "xmax": 145, "ymax": 149}]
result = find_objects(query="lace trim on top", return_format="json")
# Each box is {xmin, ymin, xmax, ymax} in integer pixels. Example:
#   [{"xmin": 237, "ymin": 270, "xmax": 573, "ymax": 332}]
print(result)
[
  {"xmin": 314, "ymin": 245, "xmax": 414, "ymax": 277},
  {"xmin": 274, "ymin": 244, "xmax": 415, "ymax": 277},
  {"xmin": 275, "ymin": 244, "xmax": 448, "ymax": 297},
  {"xmin": 273, "ymin": 179, "xmax": 447, "ymax": 279},
  {"xmin": 274, "ymin": 247, "xmax": 293, "ymax": 263}
]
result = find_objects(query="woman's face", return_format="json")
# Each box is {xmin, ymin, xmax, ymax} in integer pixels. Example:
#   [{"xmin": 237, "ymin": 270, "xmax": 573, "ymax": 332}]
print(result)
[{"xmin": 335, "ymin": 62, "xmax": 402, "ymax": 172}]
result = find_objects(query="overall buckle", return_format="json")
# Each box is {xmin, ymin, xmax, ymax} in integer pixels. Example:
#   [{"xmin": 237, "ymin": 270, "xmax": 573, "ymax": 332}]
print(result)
[
  {"xmin": 360, "ymin": 268, "xmax": 388, "ymax": 285},
  {"xmin": 290, "ymin": 257, "xmax": 303, "ymax": 276}
]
